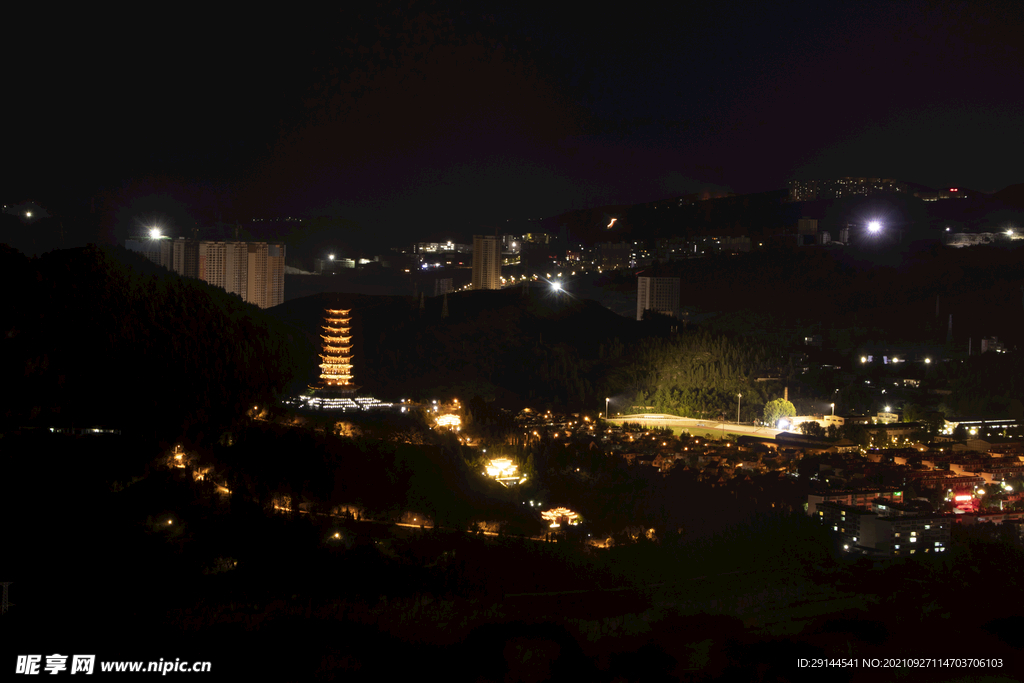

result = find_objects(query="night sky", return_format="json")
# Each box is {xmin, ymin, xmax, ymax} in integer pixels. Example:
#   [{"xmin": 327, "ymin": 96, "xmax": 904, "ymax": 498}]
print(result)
[{"xmin": 8, "ymin": 0, "xmax": 1023, "ymax": 241}]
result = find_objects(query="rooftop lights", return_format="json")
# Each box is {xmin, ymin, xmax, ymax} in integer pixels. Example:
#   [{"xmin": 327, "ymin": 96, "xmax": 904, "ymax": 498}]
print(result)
[
  {"xmin": 540, "ymin": 507, "xmax": 580, "ymax": 528},
  {"xmin": 485, "ymin": 458, "xmax": 521, "ymax": 486},
  {"xmin": 435, "ymin": 414, "xmax": 461, "ymax": 430}
]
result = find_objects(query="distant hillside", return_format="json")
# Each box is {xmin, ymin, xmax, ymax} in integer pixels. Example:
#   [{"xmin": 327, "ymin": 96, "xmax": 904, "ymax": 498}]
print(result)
[
  {"xmin": 993, "ymin": 183, "xmax": 1024, "ymax": 211},
  {"xmin": 0, "ymin": 243, "xmax": 308, "ymax": 442},
  {"xmin": 267, "ymin": 286, "xmax": 643, "ymax": 405}
]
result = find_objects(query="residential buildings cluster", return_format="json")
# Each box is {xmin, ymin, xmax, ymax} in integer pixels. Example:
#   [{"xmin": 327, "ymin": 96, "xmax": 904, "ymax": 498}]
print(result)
[{"xmin": 126, "ymin": 236, "xmax": 285, "ymax": 309}]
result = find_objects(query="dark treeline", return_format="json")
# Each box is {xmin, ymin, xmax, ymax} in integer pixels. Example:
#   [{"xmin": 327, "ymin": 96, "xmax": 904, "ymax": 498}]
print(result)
[
  {"xmin": 269, "ymin": 287, "xmax": 643, "ymax": 407},
  {"xmin": 1, "ymin": 243, "xmax": 310, "ymax": 443}
]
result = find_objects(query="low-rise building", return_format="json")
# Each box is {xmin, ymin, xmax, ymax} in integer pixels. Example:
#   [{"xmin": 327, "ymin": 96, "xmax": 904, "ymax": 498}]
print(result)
[
  {"xmin": 816, "ymin": 501, "xmax": 952, "ymax": 556},
  {"xmin": 807, "ymin": 488, "xmax": 904, "ymax": 516}
]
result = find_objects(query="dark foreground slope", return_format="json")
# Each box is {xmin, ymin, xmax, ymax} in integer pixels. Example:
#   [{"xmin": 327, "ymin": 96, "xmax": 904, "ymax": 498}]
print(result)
[{"xmin": 0, "ymin": 243, "xmax": 310, "ymax": 443}]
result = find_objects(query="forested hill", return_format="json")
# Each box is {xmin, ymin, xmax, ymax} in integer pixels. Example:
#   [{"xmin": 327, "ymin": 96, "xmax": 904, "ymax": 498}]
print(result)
[
  {"xmin": 0, "ymin": 243, "xmax": 309, "ymax": 443},
  {"xmin": 267, "ymin": 286, "xmax": 643, "ymax": 405}
]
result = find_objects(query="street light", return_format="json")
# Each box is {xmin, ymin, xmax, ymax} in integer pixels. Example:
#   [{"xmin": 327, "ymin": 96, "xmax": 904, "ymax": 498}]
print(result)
[
  {"xmin": 830, "ymin": 403, "xmax": 835, "ymax": 415},
  {"xmin": 605, "ymin": 397, "xmax": 610, "ymax": 420},
  {"xmin": 737, "ymin": 393, "xmax": 742, "ymax": 424},
  {"xmin": 867, "ymin": 220, "xmax": 882, "ymax": 233},
  {"xmin": 149, "ymin": 227, "xmax": 161, "ymax": 239}
]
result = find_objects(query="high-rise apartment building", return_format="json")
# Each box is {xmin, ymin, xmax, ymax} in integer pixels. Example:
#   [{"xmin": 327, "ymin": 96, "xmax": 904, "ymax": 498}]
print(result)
[
  {"xmin": 198, "ymin": 241, "xmax": 228, "ymax": 291},
  {"xmin": 788, "ymin": 178, "xmax": 908, "ymax": 202},
  {"xmin": 472, "ymin": 235, "xmax": 501, "ymax": 290},
  {"xmin": 172, "ymin": 238, "xmax": 199, "ymax": 279},
  {"xmin": 266, "ymin": 244, "xmax": 285, "ymax": 308},
  {"xmin": 181, "ymin": 240, "xmax": 286, "ymax": 308},
  {"xmin": 637, "ymin": 276, "xmax": 680, "ymax": 321},
  {"xmin": 129, "ymin": 236, "xmax": 287, "ymax": 308}
]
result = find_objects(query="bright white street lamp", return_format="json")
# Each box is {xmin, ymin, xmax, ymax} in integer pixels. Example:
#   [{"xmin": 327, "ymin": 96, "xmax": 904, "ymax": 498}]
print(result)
[
  {"xmin": 867, "ymin": 220, "xmax": 882, "ymax": 233},
  {"xmin": 149, "ymin": 227, "xmax": 161, "ymax": 239},
  {"xmin": 605, "ymin": 397, "xmax": 610, "ymax": 420}
]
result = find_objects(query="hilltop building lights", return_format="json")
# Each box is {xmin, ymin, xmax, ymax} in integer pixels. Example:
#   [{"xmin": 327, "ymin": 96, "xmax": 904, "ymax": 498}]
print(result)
[
  {"xmin": 485, "ymin": 458, "xmax": 524, "ymax": 486},
  {"xmin": 541, "ymin": 507, "xmax": 580, "ymax": 528},
  {"xmin": 435, "ymin": 414, "xmax": 462, "ymax": 430},
  {"xmin": 318, "ymin": 308, "xmax": 359, "ymax": 393}
]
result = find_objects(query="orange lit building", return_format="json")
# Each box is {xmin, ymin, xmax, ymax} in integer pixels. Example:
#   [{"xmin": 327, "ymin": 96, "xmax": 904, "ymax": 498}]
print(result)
[{"xmin": 317, "ymin": 308, "xmax": 359, "ymax": 393}]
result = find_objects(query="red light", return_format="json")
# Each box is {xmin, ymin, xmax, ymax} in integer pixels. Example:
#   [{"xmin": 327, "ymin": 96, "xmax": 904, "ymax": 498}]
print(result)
[
  {"xmin": 950, "ymin": 188, "xmax": 958, "ymax": 192},
  {"xmin": 954, "ymin": 495, "xmax": 972, "ymax": 501}
]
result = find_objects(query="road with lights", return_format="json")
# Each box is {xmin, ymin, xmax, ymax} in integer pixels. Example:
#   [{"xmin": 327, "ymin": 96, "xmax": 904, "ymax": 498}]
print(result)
[{"xmin": 607, "ymin": 413, "xmax": 784, "ymax": 439}]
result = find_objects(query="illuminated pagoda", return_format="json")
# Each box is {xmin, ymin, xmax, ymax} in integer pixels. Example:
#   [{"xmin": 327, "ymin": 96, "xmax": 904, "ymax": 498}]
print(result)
[
  {"xmin": 317, "ymin": 308, "xmax": 359, "ymax": 394},
  {"xmin": 293, "ymin": 306, "xmax": 393, "ymax": 411}
]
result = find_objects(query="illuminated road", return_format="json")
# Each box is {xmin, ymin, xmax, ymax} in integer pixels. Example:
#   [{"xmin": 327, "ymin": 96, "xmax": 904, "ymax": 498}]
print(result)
[
  {"xmin": 273, "ymin": 505, "xmax": 554, "ymax": 543},
  {"xmin": 607, "ymin": 413, "xmax": 783, "ymax": 439}
]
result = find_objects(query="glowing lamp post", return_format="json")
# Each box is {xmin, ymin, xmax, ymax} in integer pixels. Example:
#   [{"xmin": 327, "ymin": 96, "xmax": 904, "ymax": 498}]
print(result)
[
  {"xmin": 867, "ymin": 221, "xmax": 882, "ymax": 233},
  {"xmin": 149, "ymin": 227, "xmax": 161, "ymax": 239},
  {"xmin": 605, "ymin": 397, "xmax": 610, "ymax": 420}
]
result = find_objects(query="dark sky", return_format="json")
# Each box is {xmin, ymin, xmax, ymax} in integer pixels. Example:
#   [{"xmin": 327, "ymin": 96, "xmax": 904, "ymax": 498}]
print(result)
[{"xmin": 7, "ymin": 0, "xmax": 1023, "ymax": 242}]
